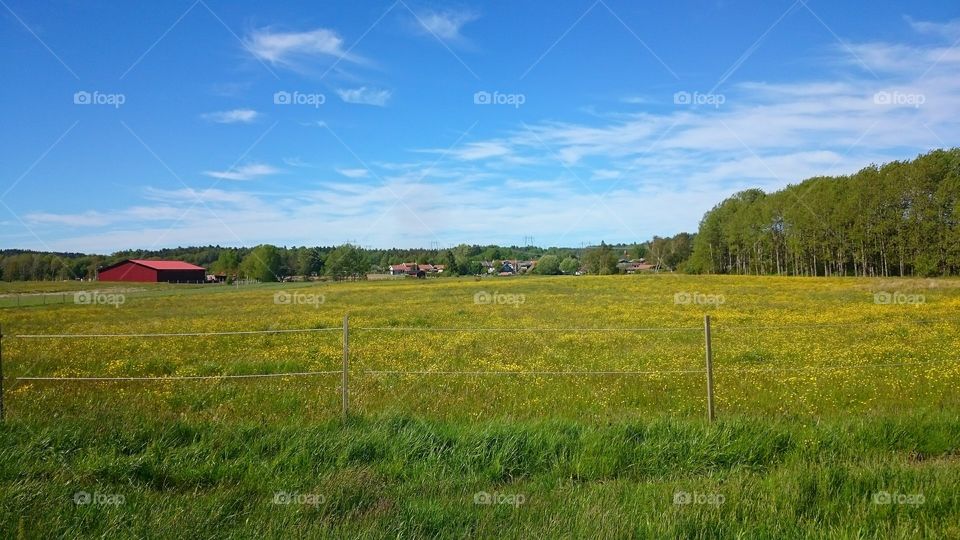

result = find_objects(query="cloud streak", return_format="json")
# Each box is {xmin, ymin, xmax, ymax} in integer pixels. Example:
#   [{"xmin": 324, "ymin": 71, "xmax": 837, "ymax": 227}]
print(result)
[
  {"xmin": 411, "ymin": 9, "xmax": 478, "ymax": 42},
  {"xmin": 243, "ymin": 27, "xmax": 360, "ymax": 69},
  {"xmin": 202, "ymin": 163, "xmax": 282, "ymax": 181},
  {"xmin": 336, "ymin": 167, "xmax": 370, "ymax": 178},
  {"xmin": 201, "ymin": 109, "xmax": 259, "ymax": 124},
  {"xmin": 336, "ymin": 87, "xmax": 391, "ymax": 106}
]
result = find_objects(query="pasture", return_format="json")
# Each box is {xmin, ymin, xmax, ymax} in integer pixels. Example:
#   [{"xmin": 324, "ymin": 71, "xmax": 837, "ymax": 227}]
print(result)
[{"xmin": 2, "ymin": 275, "xmax": 959, "ymax": 537}]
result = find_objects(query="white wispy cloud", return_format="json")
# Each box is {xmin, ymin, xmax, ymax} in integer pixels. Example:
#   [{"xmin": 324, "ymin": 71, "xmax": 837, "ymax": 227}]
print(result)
[
  {"xmin": 25, "ymin": 211, "xmax": 111, "ymax": 227},
  {"xmin": 283, "ymin": 157, "xmax": 317, "ymax": 168},
  {"xmin": 417, "ymin": 141, "xmax": 513, "ymax": 161},
  {"xmin": 906, "ymin": 16, "xmax": 960, "ymax": 40},
  {"xmin": 22, "ymin": 175, "xmax": 695, "ymax": 253},
  {"xmin": 336, "ymin": 167, "xmax": 369, "ymax": 178},
  {"xmin": 336, "ymin": 87, "xmax": 391, "ymax": 106},
  {"xmin": 200, "ymin": 108, "xmax": 259, "ymax": 124},
  {"xmin": 844, "ymin": 42, "xmax": 955, "ymax": 74},
  {"xmin": 25, "ymin": 206, "xmax": 182, "ymax": 228},
  {"xmin": 143, "ymin": 187, "xmax": 266, "ymax": 209},
  {"xmin": 411, "ymin": 9, "xmax": 478, "ymax": 42},
  {"xmin": 202, "ymin": 163, "xmax": 281, "ymax": 181},
  {"xmin": 243, "ymin": 27, "xmax": 359, "ymax": 68},
  {"xmin": 591, "ymin": 169, "xmax": 621, "ymax": 180}
]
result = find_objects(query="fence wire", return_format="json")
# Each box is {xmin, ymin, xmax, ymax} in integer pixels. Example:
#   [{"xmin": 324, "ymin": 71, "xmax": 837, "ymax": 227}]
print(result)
[
  {"xmin": 16, "ymin": 371, "xmax": 342, "ymax": 382},
  {"xmin": 357, "ymin": 326, "xmax": 702, "ymax": 332},
  {"xmin": 14, "ymin": 327, "xmax": 342, "ymax": 339},
  {"xmin": 365, "ymin": 369, "xmax": 706, "ymax": 376}
]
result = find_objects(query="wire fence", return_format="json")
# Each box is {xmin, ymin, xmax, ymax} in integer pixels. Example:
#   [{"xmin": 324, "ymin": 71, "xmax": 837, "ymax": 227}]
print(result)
[
  {"xmin": 0, "ymin": 291, "xmax": 81, "ymax": 308},
  {"xmin": 0, "ymin": 280, "xmax": 271, "ymax": 309},
  {"xmin": 1, "ymin": 315, "xmax": 957, "ymax": 422}
]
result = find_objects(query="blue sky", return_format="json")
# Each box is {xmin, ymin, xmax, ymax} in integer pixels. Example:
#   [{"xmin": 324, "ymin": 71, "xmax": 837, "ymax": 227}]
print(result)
[{"xmin": 1, "ymin": 0, "xmax": 959, "ymax": 253}]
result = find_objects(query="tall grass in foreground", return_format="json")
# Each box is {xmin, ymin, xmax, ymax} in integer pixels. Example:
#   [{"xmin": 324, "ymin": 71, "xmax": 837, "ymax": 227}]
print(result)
[{"xmin": 2, "ymin": 412, "xmax": 959, "ymax": 538}]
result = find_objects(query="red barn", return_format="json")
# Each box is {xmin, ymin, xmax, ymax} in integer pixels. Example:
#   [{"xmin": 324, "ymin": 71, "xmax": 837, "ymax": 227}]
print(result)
[{"xmin": 98, "ymin": 259, "xmax": 206, "ymax": 283}]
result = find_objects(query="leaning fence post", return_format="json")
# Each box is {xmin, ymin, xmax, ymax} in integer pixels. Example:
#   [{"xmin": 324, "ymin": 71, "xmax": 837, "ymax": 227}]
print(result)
[
  {"xmin": 704, "ymin": 314, "xmax": 715, "ymax": 422},
  {"xmin": 0, "ymin": 323, "xmax": 5, "ymax": 421},
  {"xmin": 342, "ymin": 314, "xmax": 350, "ymax": 420}
]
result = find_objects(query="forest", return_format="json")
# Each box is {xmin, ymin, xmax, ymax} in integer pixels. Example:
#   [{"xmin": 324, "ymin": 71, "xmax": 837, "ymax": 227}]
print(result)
[{"xmin": 687, "ymin": 149, "xmax": 960, "ymax": 276}]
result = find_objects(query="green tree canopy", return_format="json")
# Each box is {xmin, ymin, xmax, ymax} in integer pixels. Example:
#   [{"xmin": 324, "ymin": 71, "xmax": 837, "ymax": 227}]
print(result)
[
  {"xmin": 559, "ymin": 257, "xmax": 580, "ymax": 274},
  {"xmin": 239, "ymin": 245, "xmax": 282, "ymax": 282},
  {"xmin": 583, "ymin": 242, "xmax": 618, "ymax": 274},
  {"xmin": 325, "ymin": 244, "xmax": 367, "ymax": 280},
  {"xmin": 535, "ymin": 254, "xmax": 561, "ymax": 275},
  {"xmin": 687, "ymin": 149, "xmax": 960, "ymax": 277},
  {"xmin": 211, "ymin": 249, "xmax": 240, "ymax": 274}
]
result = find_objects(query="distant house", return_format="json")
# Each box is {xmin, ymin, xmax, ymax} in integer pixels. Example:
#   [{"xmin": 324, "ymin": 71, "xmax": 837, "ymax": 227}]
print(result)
[
  {"xmin": 99, "ymin": 259, "xmax": 206, "ymax": 283},
  {"xmin": 616, "ymin": 258, "xmax": 657, "ymax": 273},
  {"xmin": 495, "ymin": 260, "xmax": 537, "ymax": 275},
  {"xmin": 473, "ymin": 260, "xmax": 539, "ymax": 275},
  {"xmin": 388, "ymin": 263, "xmax": 445, "ymax": 277},
  {"xmin": 388, "ymin": 263, "xmax": 415, "ymax": 276}
]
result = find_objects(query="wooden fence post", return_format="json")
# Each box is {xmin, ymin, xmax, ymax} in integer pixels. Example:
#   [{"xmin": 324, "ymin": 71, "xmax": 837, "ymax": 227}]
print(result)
[
  {"xmin": 704, "ymin": 315, "xmax": 715, "ymax": 422},
  {"xmin": 342, "ymin": 314, "xmax": 350, "ymax": 420}
]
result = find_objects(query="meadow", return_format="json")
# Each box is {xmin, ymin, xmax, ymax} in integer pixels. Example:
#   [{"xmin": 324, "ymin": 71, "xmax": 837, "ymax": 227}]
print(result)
[{"xmin": 1, "ymin": 274, "xmax": 959, "ymax": 537}]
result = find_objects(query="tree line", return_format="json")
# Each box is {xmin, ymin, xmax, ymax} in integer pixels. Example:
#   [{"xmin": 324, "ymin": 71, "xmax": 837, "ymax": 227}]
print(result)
[
  {"xmin": 686, "ymin": 148, "xmax": 960, "ymax": 277},
  {"xmin": 0, "ymin": 237, "xmax": 695, "ymax": 282}
]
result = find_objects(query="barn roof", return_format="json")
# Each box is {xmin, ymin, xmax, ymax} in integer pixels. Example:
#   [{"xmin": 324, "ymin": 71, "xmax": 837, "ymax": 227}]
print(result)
[
  {"xmin": 128, "ymin": 259, "xmax": 205, "ymax": 271},
  {"xmin": 99, "ymin": 259, "xmax": 206, "ymax": 273}
]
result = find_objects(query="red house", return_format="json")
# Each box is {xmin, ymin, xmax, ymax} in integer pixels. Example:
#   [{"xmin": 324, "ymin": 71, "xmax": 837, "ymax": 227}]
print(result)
[{"xmin": 98, "ymin": 259, "xmax": 206, "ymax": 283}]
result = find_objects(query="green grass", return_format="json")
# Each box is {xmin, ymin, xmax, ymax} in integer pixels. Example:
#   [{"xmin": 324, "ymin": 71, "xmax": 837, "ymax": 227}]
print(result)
[
  {"xmin": 3, "ymin": 413, "xmax": 959, "ymax": 538},
  {"xmin": 1, "ymin": 274, "xmax": 959, "ymax": 537}
]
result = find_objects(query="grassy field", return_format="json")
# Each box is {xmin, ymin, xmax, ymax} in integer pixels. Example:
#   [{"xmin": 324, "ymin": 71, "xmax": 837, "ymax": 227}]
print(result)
[{"xmin": 2, "ymin": 274, "xmax": 959, "ymax": 537}]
